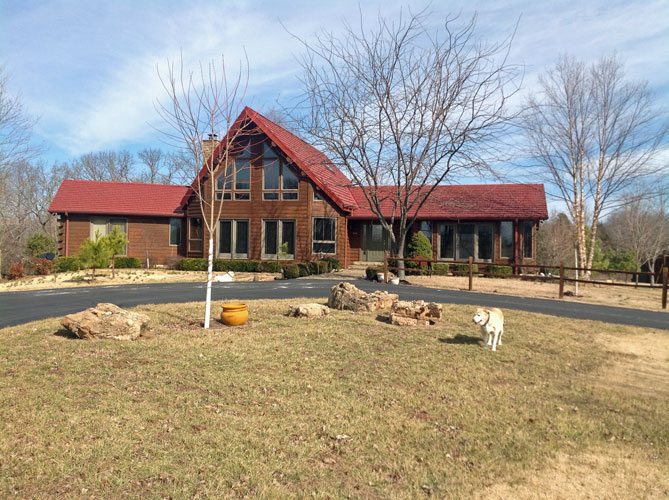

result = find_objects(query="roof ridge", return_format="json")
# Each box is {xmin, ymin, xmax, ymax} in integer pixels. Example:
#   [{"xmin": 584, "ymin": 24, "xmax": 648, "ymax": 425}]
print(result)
[{"xmin": 62, "ymin": 179, "xmax": 190, "ymax": 189}]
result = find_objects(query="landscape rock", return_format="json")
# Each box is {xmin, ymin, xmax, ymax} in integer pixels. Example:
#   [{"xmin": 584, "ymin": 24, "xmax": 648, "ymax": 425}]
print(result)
[
  {"xmin": 60, "ymin": 303, "xmax": 150, "ymax": 341},
  {"xmin": 390, "ymin": 300, "xmax": 442, "ymax": 326},
  {"xmin": 328, "ymin": 282, "xmax": 398, "ymax": 312},
  {"xmin": 289, "ymin": 303, "xmax": 330, "ymax": 319}
]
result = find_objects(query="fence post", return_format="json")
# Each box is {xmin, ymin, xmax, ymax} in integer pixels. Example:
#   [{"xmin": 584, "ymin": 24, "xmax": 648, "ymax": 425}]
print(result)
[
  {"xmin": 383, "ymin": 251, "xmax": 388, "ymax": 283},
  {"xmin": 468, "ymin": 256, "xmax": 473, "ymax": 291},
  {"xmin": 559, "ymin": 261, "xmax": 565, "ymax": 298},
  {"xmin": 662, "ymin": 267, "xmax": 668, "ymax": 310}
]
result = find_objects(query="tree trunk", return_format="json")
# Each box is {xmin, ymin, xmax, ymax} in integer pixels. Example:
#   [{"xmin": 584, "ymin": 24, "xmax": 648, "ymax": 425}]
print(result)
[
  {"xmin": 204, "ymin": 237, "xmax": 214, "ymax": 329},
  {"xmin": 395, "ymin": 233, "xmax": 407, "ymax": 281}
]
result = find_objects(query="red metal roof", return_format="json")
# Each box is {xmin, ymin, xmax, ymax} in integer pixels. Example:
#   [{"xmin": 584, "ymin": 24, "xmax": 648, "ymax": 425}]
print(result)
[
  {"xmin": 349, "ymin": 184, "xmax": 548, "ymax": 220},
  {"xmin": 49, "ymin": 179, "xmax": 188, "ymax": 217},
  {"xmin": 244, "ymin": 108, "xmax": 357, "ymax": 210}
]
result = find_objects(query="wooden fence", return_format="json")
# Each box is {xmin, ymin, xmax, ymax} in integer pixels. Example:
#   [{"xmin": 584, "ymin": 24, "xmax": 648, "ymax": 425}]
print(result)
[{"xmin": 382, "ymin": 254, "xmax": 669, "ymax": 309}]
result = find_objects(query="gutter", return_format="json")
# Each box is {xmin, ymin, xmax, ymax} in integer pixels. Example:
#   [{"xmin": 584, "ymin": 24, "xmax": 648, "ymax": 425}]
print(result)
[{"xmin": 65, "ymin": 212, "xmax": 69, "ymax": 257}]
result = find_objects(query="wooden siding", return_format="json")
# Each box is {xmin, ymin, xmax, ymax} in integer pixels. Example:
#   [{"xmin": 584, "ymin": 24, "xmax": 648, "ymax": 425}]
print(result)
[
  {"xmin": 56, "ymin": 214, "xmax": 186, "ymax": 266},
  {"xmin": 185, "ymin": 133, "xmax": 349, "ymax": 265}
]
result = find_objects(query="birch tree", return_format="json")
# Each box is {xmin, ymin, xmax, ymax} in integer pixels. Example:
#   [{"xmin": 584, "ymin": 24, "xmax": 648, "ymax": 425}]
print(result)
[
  {"xmin": 295, "ymin": 10, "xmax": 520, "ymax": 278},
  {"xmin": 155, "ymin": 55, "xmax": 251, "ymax": 329},
  {"xmin": 525, "ymin": 54, "xmax": 668, "ymax": 277}
]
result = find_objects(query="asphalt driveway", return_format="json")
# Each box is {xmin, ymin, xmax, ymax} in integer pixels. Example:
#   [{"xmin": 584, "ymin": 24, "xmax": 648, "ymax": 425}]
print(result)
[{"xmin": 1, "ymin": 278, "xmax": 667, "ymax": 330}]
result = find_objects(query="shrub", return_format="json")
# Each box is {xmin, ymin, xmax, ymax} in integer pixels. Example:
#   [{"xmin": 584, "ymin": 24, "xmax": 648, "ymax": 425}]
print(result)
[
  {"xmin": 317, "ymin": 261, "xmax": 329, "ymax": 274},
  {"xmin": 258, "ymin": 261, "xmax": 282, "ymax": 273},
  {"xmin": 406, "ymin": 232, "xmax": 432, "ymax": 274},
  {"xmin": 114, "ymin": 257, "xmax": 142, "ymax": 269},
  {"xmin": 308, "ymin": 261, "xmax": 320, "ymax": 275},
  {"xmin": 432, "ymin": 263, "xmax": 451, "ymax": 275},
  {"xmin": 486, "ymin": 265, "xmax": 513, "ymax": 277},
  {"xmin": 54, "ymin": 256, "xmax": 80, "ymax": 273},
  {"xmin": 320, "ymin": 257, "xmax": 340, "ymax": 271},
  {"xmin": 7, "ymin": 261, "xmax": 26, "ymax": 280},
  {"xmin": 213, "ymin": 260, "xmax": 260, "ymax": 273},
  {"xmin": 25, "ymin": 233, "xmax": 56, "ymax": 258},
  {"xmin": 298, "ymin": 263, "xmax": 310, "ymax": 277},
  {"xmin": 453, "ymin": 263, "xmax": 478, "ymax": 274},
  {"xmin": 283, "ymin": 264, "xmax": 300, "ymax": 279},
  {"xmin": 366, "ymin": 267, "xmax": 382, "ymax": 280},
  {"xmin": 166, "ymin": 256, "xmax": 183, "ymax": 270},
  {"xmin": 177, "ymin": 258, "xmax": 208, "ymax": 271},
  {"xmin": 31, "ymin": 258, "xmax": 53, "ymax": 275},
  {"xmin": 79, "ymin": 234, "xmax": 113, "ymax": 278}
]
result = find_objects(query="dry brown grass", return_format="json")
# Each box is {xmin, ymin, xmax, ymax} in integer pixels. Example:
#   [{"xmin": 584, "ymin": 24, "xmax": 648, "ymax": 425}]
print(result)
[
  {"xmin": 403, "ymin": 274, "xmax": 666, "ymax": 312},
  {"xmin": 0, "ymin": 299, "xmax": 667, "ymax": 498}
]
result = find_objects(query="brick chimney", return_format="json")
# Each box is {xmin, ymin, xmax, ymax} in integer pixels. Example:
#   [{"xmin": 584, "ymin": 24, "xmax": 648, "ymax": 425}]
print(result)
[{"xmin": 202, "ymin": 133, "xmax": 220, "ymax": 165}]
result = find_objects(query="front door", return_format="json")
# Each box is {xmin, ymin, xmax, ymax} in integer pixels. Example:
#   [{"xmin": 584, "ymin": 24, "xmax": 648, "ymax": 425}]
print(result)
[{"xmin": 362, "ymin": 222, "xmax": 389, "ymax": 261}]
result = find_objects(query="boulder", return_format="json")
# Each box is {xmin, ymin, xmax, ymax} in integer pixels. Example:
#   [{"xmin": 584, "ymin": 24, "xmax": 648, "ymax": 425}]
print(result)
[
  {"xmin": 390, "ymin": 300, "xmax": 442, "ymax": 326},
  {"xmin": 327, "ymin": 282, "xmax": 398, "ymax": 312},
  {"xmin": 60, "ymin": 303, "xmax": 150, "ymax": 341},
  {"xmin": 289, "ymin": 303, "xmax": 330, "ymax": 319}
]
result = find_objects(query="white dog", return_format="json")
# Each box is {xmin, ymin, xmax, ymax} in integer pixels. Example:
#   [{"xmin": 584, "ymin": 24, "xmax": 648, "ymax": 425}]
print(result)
[{"xmin": 473, "ymin": 308, "xmax": 505, "ymax": 351}]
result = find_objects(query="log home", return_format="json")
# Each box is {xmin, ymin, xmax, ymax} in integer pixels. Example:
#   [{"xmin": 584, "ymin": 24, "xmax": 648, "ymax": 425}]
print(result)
[{"xmin": 49, "ymin": 107, "xmax": 548, "ymax": 268}]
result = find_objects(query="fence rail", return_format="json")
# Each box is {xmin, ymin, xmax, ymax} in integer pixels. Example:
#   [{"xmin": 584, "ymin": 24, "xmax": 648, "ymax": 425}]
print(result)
[{"xmin": 381, "ymin": 254, "xmax": 669, "ymax": 309}]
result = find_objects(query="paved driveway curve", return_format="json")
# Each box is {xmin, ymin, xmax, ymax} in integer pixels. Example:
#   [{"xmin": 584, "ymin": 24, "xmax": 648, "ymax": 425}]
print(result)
[{"xmin": 0, "ymin": 279, "xmax": 667, "ymax": 330}]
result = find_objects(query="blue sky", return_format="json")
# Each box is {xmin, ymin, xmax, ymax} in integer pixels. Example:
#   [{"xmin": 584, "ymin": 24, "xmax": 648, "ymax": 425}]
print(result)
[{"xmin": 1, "ymin": 0, "xmax": 668, "ymax": 169}]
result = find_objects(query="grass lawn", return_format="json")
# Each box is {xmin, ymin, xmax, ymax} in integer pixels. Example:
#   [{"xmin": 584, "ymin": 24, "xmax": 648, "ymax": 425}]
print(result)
[{"xmin": 1, "ymin": 299, "xmax": 667, "ymax": 499}]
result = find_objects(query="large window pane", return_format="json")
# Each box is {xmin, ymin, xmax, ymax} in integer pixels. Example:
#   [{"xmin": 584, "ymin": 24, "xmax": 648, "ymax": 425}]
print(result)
[
  {"xmin": 235, "ymin": 159, "xmax": 250, "ymax": 190},
  {"xmin": 235, "ymin": 220, "xmax": 249, "ymax": 255},
  {"xmin": 500, "ymin": 221, "xmax": 513, "ymax": 259},
  {"xmin": 90, "ymin": 218, "xmax": 107, "ymax": 240},
  {"xmin": 420, "ymin": 221, "xmax": 432, "ymax": 242},
  {"xmin": 283, "ymin": 166, "xmax": 298, "ymax": 190},
  {"xmin": 477, "ymin": 224, "xmax": 493, "ymax": 261},
  {"xmin": 219, "ymin": 220, "xmax": 232, "ymax": 255},
  {"xmin": 264, "ymin": 220, "xmax": 278, "ymax": 255},
  {"xmin": 523, "ymin": 221, "xmax": 534, "ymax": 259},
  {"xmin": 313, "ymin": 218, "xmax": 336, "ymax": 254},
  {"xmin": 438, "ymin": 224, "xmax": 454, "ymax": 259},
  {"xmin": 282, "ymin": 221, "xmax": 295, "ymax": 256},
  {"xmin": 263, "ymin": 162, "xmax": 279, "ymax": 190},
  {"xmin": 457, "ymin": 224, "xmax": 475, "ymax": 260},
  {"xmin": 170, "ymin": 218, "xmax": 181, "ymax": 246}
]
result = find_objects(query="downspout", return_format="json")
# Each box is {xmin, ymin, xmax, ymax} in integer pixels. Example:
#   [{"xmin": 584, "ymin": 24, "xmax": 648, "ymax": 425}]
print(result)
[
  {"xmin": 344, "ymin": 215, "xmax": 349, "ymax": 269},
  {"xmin": 65, "ymin": 212, "xmax": 70, "ymax": 257},
  {"xmin": 514, "ymin": 218, "xmax": 519, "ymax": 274}
]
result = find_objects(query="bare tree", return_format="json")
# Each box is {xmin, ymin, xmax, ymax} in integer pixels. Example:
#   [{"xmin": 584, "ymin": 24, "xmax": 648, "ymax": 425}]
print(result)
[
  {"xmin": 294, "ymin": 10, "xmax": 520, "ymax": 277},
  {"xmin": 0, "ymin": 66, "xmax": 40, "ymax": 272},
  {"xmin": 155, "ymin": 54, "xmax": 251, "ymax": 328},
  {"xmin": 136, "ymin": 148, "xmax": 192, "ymax": 185},
  {"xmin": 524, "ymin": 54, "xmax": 668, "ymax": 277},
  {"xmin": 64, "ymin": 150, "xmax": 134, "ymax": 182},
  {"xmin": 607, "ymin": 192, "xmax": 669, "ymax": 284},
  {"xmin": 537, "ymin": 212, "xmax": 574, "ymax": 266}
]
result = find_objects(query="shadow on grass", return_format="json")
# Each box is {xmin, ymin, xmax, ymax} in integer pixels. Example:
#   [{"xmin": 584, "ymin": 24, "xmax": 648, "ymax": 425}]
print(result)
[
  {"xmin": 439, "ymin": 334, "xmax": 481, "ymax": 345},
  {"xmin": 53, "ymin": 328, "xmax": 79, "ymax": 340}
]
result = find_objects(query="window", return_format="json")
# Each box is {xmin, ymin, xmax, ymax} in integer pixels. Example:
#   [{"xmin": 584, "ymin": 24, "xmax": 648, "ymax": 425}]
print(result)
[
  {"xmin": 216, "ymin": 141, "xmax": 251, "ymax": 201},
  {"xmin": 89, "ymin": 217, "xmax": 127, "ymax": 254},
  {"xmin": 523, "ymin": 221, "xmax": 534, "ymax": 259},
  {"xmin": 262, "ymin": 143, "xmax": 299, "ymax": 200},
  {"xmin": 169, "ymin": 218, "xmax": 181, "ymax": 246},
  {"xmin": 500, "ymin": 221, "xmax": 513, "ymax": 259},
  {"xmin": 218, "ymin": 219, "xmax": 249, "ymax": 259},
  {"xmin": 313, "ymin": 217, "xmax": 336, "ymax": 254},
  {"xmin": 438, "ymin": 223, "xmax": 454, "ymax": 259},
  {"xmin": 262, "ymin": 219, "xmax": 295, "ymax": 259},
  {"xmin": 437, "ymin": 222, "xmax": 493, "ymax": 261},
  {"xmin": 189, "ymin": 217, "xmax": 203, "ymax": 252},
  {"xmin": 313, "ymin": 190, "xmax": 323, "ymax": 201},
  {"xmin": 419, "ymin": 221, "xmax": 432, "ymax": 242}
]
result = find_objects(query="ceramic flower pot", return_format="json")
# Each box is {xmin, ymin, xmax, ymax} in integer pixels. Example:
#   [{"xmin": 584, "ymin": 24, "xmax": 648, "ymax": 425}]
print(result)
[{"xmin": 220, "ymin": 302, "xmax": 248, "ymax": 326}]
